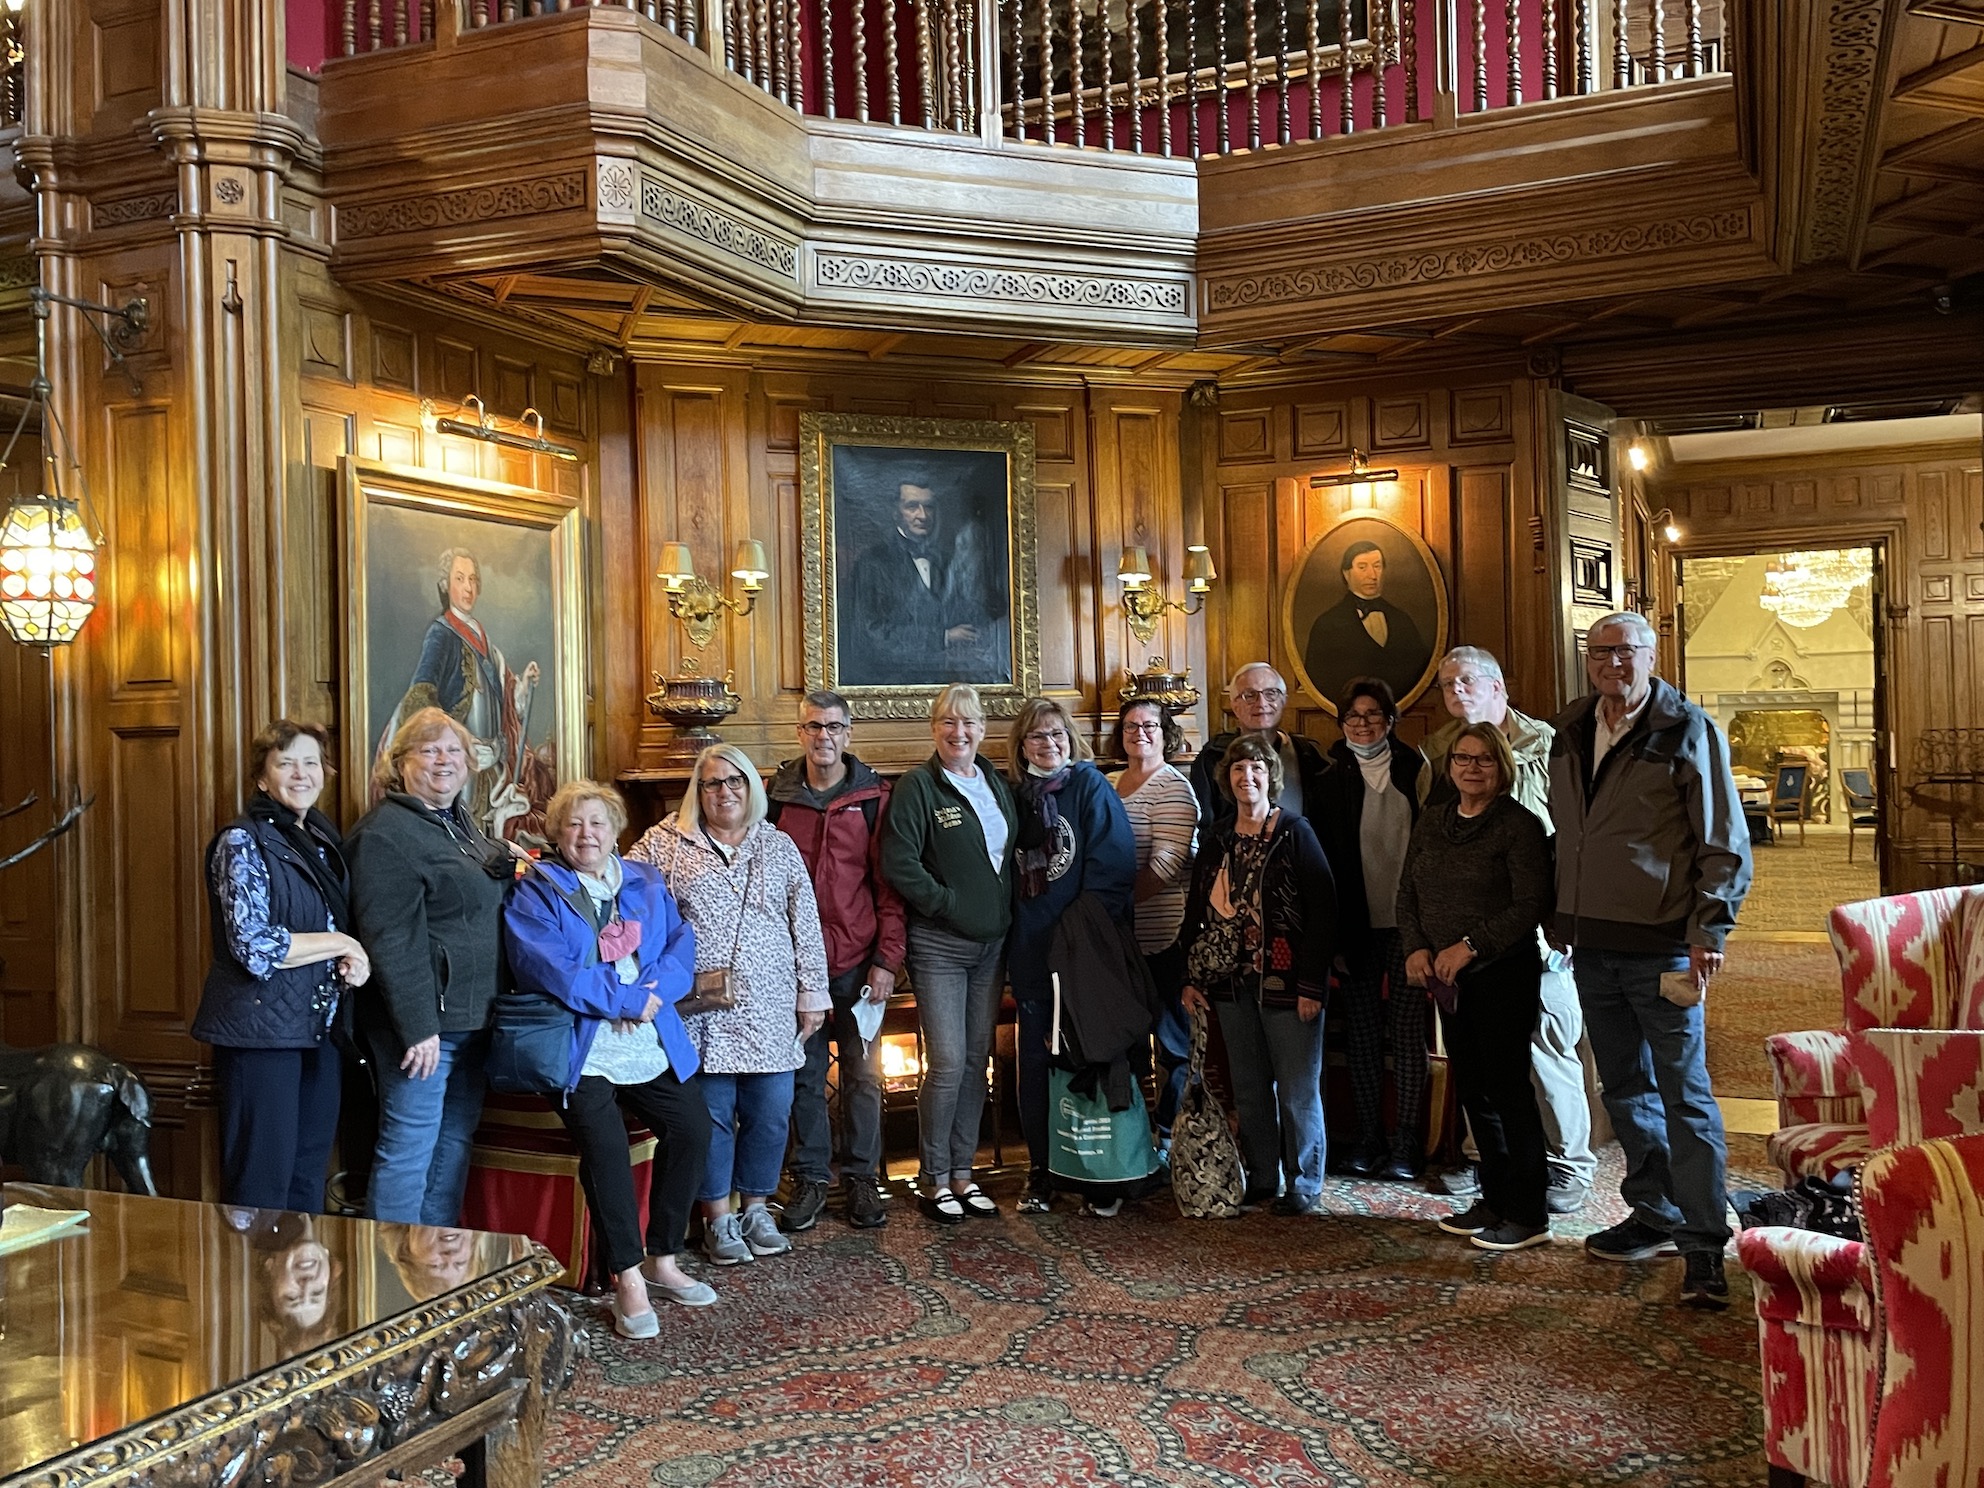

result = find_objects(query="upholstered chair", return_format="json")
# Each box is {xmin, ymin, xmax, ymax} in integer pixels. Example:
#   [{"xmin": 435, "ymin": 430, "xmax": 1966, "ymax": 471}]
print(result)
[
  {"xmin": 1765, "ymin": 886, "xmax": 1984, "ymax": 1185},
  {"xmin": 1739, "ymin": 1129, "xmax": 1984, "ymax": 1488}
]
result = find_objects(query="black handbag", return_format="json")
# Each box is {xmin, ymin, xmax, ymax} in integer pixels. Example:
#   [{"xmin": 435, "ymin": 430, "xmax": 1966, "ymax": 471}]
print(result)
[{"xmin": 486, "ymin": 987, "xmax": 577, "ymax": 1095}]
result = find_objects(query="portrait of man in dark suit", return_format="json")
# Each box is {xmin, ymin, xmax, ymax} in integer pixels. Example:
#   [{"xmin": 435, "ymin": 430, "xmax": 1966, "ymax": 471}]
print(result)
[{"xmin": 1286, "ymin": 516, "xmax": 1446, "ymax": 713}]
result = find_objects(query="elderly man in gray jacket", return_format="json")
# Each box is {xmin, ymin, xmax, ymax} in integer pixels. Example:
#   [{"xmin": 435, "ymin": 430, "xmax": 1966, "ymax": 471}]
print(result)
[{"xmin": 1549, "ymin": 611, "xmax": 1751, "ymax": 1311}]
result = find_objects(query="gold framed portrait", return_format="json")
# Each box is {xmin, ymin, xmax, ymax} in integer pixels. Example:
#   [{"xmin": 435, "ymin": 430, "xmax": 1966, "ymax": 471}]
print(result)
[{"xmin": 1282, "ymin": 511, "xmax": 1450, "ymax": 715}]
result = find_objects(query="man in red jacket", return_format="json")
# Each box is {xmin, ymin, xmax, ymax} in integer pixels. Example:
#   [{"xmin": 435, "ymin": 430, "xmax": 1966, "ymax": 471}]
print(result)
[{"xmin": 769, "ymin": 690, "xmax": 907, "ymax": 1230}]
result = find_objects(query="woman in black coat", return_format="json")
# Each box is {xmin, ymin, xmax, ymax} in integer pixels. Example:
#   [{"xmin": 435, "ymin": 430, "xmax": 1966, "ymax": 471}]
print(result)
[
  {"xmin": 193, "ymin": 719, "xmax": 371, "ymax": 1212},
  {"xmin": 1315, "ymin": 678, "xmax": 1429, "ymax": 1180}
]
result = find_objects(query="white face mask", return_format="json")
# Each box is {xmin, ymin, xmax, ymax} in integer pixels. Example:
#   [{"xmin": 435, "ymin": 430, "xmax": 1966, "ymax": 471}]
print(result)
[{"xmin": 1346, "ymin": 736, "xmax": 1390, "ymax": 761}]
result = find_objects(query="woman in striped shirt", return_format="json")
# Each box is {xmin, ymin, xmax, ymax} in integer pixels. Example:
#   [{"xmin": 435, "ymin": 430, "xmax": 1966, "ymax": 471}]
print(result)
[{"xmin": 1108, "ymin": 697, "xmax": 1200, "ymax": 1140}]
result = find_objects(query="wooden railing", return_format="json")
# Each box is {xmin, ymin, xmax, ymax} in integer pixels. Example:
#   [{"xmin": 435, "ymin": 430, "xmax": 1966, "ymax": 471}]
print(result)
[
  {"xmin": 2, "ymin": 10, "xmax": 25, "ymax": 130},
  {"xmin": 335, "ymin": 0, "xmax": 1728, "ymax": 157}
]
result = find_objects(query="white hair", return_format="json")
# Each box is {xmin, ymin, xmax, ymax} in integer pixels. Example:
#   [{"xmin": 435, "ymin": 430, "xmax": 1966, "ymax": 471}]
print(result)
[
  {"xmin": 1585, "ymin": 611, "xmax": 1658, "ymax": 649},
  {"xmin": 1439, "ymin": 647, "xmax": 1505, "ymax": 682},
  {"xmin": 1226, "ymin": 661, "xmax": 1285, "ymax": 694}
]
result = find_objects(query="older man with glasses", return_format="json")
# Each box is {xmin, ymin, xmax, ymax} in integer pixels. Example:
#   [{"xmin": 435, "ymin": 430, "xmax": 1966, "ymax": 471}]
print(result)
[
  {"xmin": 1549, "ymin": 611, "xmax": 1751, "ymax": 1310},
  {"xmin": 1187, "ymin": 662, "xmax": 1332, "ymax": 833}
]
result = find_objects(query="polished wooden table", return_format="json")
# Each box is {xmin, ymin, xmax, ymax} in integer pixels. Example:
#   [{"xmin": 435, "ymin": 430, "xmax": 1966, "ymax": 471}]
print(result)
[{"xmin": 0, "ymin": 1186, "xmax": 573, "ymax": 1488}]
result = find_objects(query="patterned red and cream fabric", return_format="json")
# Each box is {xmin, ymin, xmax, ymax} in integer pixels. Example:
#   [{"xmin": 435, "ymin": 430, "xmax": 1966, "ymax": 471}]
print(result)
[
  {"xmin": 1858, "ymin": 1131, "xmax": 1984, "ymax": 1488},
  {"xmin": 1769, "ymin": 1027, "xmax": 1865, "ymax": 1129},
  {"xmin": 1739, "ymin": 1225, "xmax": 1880, "ymax": 1488},
  {"xmin": 1767, "ymin": 1121, "xmax": 1876, "ymax": 1183},
  {"xmin": 1855, "ymin": 1028, "xmax": 1984, "ymax": 1151}
]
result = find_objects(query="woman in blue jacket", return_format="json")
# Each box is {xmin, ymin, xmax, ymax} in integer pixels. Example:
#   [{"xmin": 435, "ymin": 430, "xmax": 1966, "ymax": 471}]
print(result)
[
  {"xmin": 503, "ymin": 780, "xmax": 713, "ymax": 1340},
  {"xmin": 1006, "ymin": 698, "xmax": 1137, "ymax": 1213}
]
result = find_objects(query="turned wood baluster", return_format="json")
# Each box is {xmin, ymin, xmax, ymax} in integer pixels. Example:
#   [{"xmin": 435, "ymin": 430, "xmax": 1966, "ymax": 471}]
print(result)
[
  {"xmin": 1572, "ymin": 0, "xmax": 1594, "ymax": 90},
  {"xmin": 366, "ymin": 0, "xmax": 381, "ymax": 49},
  {"xmin": 1647, "ymin": 0, "xmax": 1664, "ymax": 82},
  {"xmin": 946, "ymin": 0, "xmax": 966, "ymax": 131},
  {"xmin": 757, "ymin": 0, "xmax": 774, "ymax": 90},
  {"xmin": 1100, "ymin": 0, "xmax": 1115, "ymax": 148},
  {"xmin": 1504, "ymin": 0, "xmax": 1519, "ymax": 104},
  {"xmin": 1186, "ymin": 0, "xmax": 1202, "ymax": 156},
  {"xmin": 1541, "ymin": 0, "xmax": 1556, "ymax": 96},
  {"xmin": 1611, "ymin": 0, "xmax": 1629, "ymax": 88},
  {"xmin": 723, "ymin": 0, "xmax": 737, "ymax": 72},
  {"xmin": 820, "ymin": 0, "xmax": 835, "ymax": 112},
  {"xmin": 661, "ymin": 0, "xmax": 678, "ymax": 31},
  {"xmin": 853, "ymin": 0, "xmax": 869, "ymax": 119},
  {"xmin": 1070, "ymin": 0, "xmax": 1086, "ymax": 145},
  {"xmin": 960, "ymin": 0, "xmax": 976, "ymax": 129},
  {"xmin": 1401, "ymin": 0, "xmax": 1418, "ymax": 122},
  {"xmin": 915, "ymin": 0, "xmax": 936, "ymax": 127},
  {"xmin": 1274, "ymin": 0, "xmax": 1290, "ymax": 145},
  {"xmin": 1007, "ymin": 0, "xmax": 1025, "ymax": 137},
  {"xmin": 1685, "ymin": 0, "xmax": 1701, "ymax": 75},
  {"xmin": 1038, "ymin": 0, "xmax": 1053, "ymax": 139},
  {"xmin": 1469, "ymin": 0, "xmax": 1487, "ymax": 110},
  {"xmin": 681, "ymin": 0, "xmax": 696, "ymax": 48},
  {"xmin": 1369, "ymin": 0, "xmax": 1385, "ymax": 128},
  {"xmin": 1242, "ymin": 0, "xmax": 1259, "ymax": 149},
  {"xmin": 1337, "ymin": 0, "xmax": 1352, "ymax": 134},
  {"xmin": 1305, "ymin": 0, "xmax": 1322, "ymax": 136},
  {"xmin": 1128, "ymin": 0, "xmax": 1143, "ymax": 152},
  {"xmin": 885, "ymin": 0, "xmax": 902, "ymax": 123},
  {"xmin": 341, "ymin": 0, "xmax": 356, "ymax": 53},
  {"xmin": 1214, "ymin": 0, "xmax": 1228, "ymax": 151},
  {"xmin": 769, "ymin": 0, "xmax": 787, "ymax": 102},
  {"xmin": 795, "ymin": 0, "xmax": 809, "ymax": 108},
  {"xmin": 1157, "ymin": 0, "xmax": 1174, "ymax": 155},
  {"xmin": 421, "ymin": 0, "xmax": 434, "ymax": 33}
]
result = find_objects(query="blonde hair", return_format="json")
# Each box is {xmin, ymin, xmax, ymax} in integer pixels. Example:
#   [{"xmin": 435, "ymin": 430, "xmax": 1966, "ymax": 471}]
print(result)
[
  {"xmin": 676, "ymin": 744, "xmax": 767, "ymax": 834},
  {"xmin": 545, "ymin": 779, "xmax": 629, "ymax": 840},
  {"xmin": 374, "ymin": 707, "xmax": 475, "ymax": 794},
  {"xmin": 1446, "ymin": 720, "xmax": 1519, "ymax": 797},
  {"xmin": 930, "ymin": 683, "xmax": 985, "ymax": 724},
  {"xmin": 1007, "ymin": 696, "xmax": 1091, "ymax": 776}
]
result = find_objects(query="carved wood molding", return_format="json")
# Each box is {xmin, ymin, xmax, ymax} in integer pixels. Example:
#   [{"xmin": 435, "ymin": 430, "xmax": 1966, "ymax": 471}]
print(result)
[
  {"xmin": 337, "ymin": 171, "xmax": 590, "ymax": 242},
  {"xmin": 1798, "ymin": 0, "xmax": 1887, "ymax": 264},
  {"xmin": 811, "ymin": 250, "xmax": 1192, "ymax": 318},
  {"xmin": 91, "ymin": 190, "xmax": 179, "ymax": 229},
  {"xmin": 640, "ymin": 174, "xmax": 799, "ymax": 280}
]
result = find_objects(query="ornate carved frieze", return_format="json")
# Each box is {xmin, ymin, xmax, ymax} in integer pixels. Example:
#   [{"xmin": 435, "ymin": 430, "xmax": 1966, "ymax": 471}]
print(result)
[
  {"xmin": 1203, "ymin": 208, "xmax": 1757, "ymax": 312},
  {"xmin": 0, "ymin": 255, "xmax": 36, "ymax": 290},
  {"xmin": 813, "ymin": 252, "xmax": 1191, "ymax": 317},
  {"xmin": 338, "ymin": 172, "xmax": 590, "ymax": 242},
  {"xmin": 639, "ymin": 177, "xmax": 799, "ymax": 279},
  {"xmin": 1799, "ymin": 0, "xmax": 1885, "ymax": 264},
  {"xmin": 91, "ymin": 191, "xmax": 178, "ymax": 229}
]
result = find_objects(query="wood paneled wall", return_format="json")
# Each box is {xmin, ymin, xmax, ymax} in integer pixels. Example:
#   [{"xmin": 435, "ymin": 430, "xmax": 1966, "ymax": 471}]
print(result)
[
  {"xmin": 1649, "ymin": 439, "xmax": 1984, "ymax": 891},
  {"xmin": 1191, "ymin": 371, "xmax": 1557, "ymax": 751}
]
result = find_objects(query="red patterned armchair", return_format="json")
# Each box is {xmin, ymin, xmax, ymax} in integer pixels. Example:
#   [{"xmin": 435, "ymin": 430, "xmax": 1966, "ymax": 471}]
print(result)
[
  {"xmin": 1765, "ymin": 886, "xmax": 1984, "ymax": 1184},
  {"xmin": 1738, "ymin": 1130, "xmax": 1984, "ymax": 1488}
]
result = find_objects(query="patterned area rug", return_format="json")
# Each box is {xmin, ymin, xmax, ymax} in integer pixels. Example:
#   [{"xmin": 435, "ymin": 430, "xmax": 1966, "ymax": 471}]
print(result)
[
  {"xmin": 1706, "ymin": 939, "xmax": 1841, "ymax": 1100},
  {"xmin": 533, "ymin": 1163, "xmax": 1768, "ymax": 1488},
  {"xmin": 1738, "ymin": 828, "xmax": 1878, "ymax": 937}
]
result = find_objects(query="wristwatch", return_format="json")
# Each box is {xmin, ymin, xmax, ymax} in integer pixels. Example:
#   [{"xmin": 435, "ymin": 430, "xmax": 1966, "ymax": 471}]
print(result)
[{"xmin": 1461, "ymin": 936, "xmax": 1478, "ymax": 956}]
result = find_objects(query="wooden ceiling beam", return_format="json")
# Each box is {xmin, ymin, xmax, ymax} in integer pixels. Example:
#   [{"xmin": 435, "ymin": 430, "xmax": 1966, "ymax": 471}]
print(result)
[
  {"xmin": 1002, "ymin": 341, "xmax": 1052, "ymax": 368},
  {"xmin": 721, "ymin": 322, "xmax": 755, "ymax": 349},
  {"xmin": 491, "ymin": 274, "xmax": 520, "ymax": 306},
  {"xmin": 1520, "ymin": 318, "xmax": 1584, "ymax": 345},
  {"xmin": 1880, "ymin": 120, "xmax": 1984, "ymax": 174},
  {"xmin": 1895, "ymin": 44, "xmax": 1984, "ymax": 108},
  {"xmin": 616, "ymin": 286, "xmax": 654, "ymax": 348},
  {"xmin": 867, "ymin": 332, "xmax": 909, "ymax": 360}
]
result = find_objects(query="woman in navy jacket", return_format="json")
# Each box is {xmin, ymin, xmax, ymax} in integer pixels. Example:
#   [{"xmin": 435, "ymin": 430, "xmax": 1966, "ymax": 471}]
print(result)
[
  {"xmin": 1006, "ymin": 697, "xmax": 1137, "ymax": 1213},
  {"xmin": 194, "ymin": 720, "xmax": 371, "ymax": 1213},
  {"xmin": 503, "ymin": 780, "xmax": 713, "ymax": 1340}
]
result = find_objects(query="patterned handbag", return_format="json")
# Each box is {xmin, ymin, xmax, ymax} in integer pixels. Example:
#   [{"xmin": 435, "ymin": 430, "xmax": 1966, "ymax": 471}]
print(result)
[{"xmin": 1170, "ymin": 1008, "xmax": 1246, "ymax": 1219}]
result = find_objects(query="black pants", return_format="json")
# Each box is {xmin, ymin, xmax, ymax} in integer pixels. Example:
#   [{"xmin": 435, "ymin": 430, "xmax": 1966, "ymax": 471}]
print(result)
[
  {"xmin": 557, "ymin": 1069, "xmax": 712, "ymax": 1277},
  {"xmin": 1340, "ymin": 928, "xmax": 1429, "ymax": 1161},
  {"xmin": 1439, "ymin": 953, "xmax": 1547, "ymax": 1228},
  {"xmin": 214, "ymin": 1043, "xmax": 343, "ymax": 1212}
]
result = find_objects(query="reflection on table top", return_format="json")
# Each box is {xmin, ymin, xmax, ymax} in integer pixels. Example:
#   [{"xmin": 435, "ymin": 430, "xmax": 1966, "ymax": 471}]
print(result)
[{"xmin": 0, "ymin": 1184, "xmax": 534, "ymax": 1483}]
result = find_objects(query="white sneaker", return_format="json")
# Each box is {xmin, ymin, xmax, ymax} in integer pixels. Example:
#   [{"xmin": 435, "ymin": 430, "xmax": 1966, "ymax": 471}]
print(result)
[
  {"xmin": 702, "ymin": 1210, "xmax": 754, "ymax": 1266},
  {"xmin": 740, "ymin": 1202, "xmax": 792, "ymax": 1256}
]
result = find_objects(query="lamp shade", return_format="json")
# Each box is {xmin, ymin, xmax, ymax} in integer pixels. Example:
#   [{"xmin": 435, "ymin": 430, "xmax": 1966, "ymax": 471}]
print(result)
[
  {"xmin": 1118, "ymin": 545, "xmax": 1153, "ymax": 586},
  {"xmin": 0, "ymin": 492, "xmax": 97, "ymax": 646},
  {"xmin": 1185, "ymin": 545, "xmax": 1216, "ymax": 592},
  {"xmin": 730, "ymin": 538, "xmax": 769, "ymax": 588},
  {"xmin": 657, "ymin": 542, "xmax": 695, "ymax": 588}
]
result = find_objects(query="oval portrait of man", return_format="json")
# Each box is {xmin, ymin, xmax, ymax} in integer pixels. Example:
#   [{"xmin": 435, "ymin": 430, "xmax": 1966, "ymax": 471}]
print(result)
[{"xmin": 1281, "ymin": 512, "xmax": 1449, "ymax": 715}]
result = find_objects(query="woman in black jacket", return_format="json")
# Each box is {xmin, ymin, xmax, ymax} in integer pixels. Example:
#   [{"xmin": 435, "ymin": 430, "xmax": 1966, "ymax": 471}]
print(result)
[
  {"xmin": 1398, "ymin": 721, "xmax": 1554, "ymax": 1253},
  {"xmin": 194, "ymin": 719, "xmax": 371, "ymax": 1212},
  {"xmin": 1178, "ymin": 733, "xmax": 1337, "ymax": 1215},
  {"xmin": 1315, "ymin": 678, "xmax": 1429, "ymax": 1181}
]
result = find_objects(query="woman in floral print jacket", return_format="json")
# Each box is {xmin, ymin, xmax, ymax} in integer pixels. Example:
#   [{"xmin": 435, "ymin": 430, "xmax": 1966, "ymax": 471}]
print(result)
[{"xmin": 627, "ymin": 744, "xmax": 830, "ymax": 1267}]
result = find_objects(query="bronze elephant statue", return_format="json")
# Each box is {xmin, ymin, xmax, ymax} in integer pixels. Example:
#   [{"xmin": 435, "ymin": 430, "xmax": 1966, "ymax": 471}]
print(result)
[{"xmin": 0, "ymin": 1042, "xmax": 158, "ymax": 1195}]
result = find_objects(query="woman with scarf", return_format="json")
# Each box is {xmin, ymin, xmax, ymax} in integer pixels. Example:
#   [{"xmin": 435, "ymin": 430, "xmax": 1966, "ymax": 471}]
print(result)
[
  {"xmin": 1316, "ymin": 677, "xmax": 1429, "ymax": 1180},
  {"xmin": 1005, "ymin": 698, "xmax": 1137, "ymax": 1214},
  {"xmin": 504, "ymin": 780, "xmax": 714, "ymax": 1339},
  {"xmin": 195, "ymin": 719, "xmax": 371, "ymax": 1213},
  {"xmin": 1178, "ymin": 733, "xmax": 1337, "ymax": 1214}
]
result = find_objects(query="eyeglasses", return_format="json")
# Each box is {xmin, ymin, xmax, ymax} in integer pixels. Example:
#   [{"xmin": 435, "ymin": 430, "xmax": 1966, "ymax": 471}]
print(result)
[
  {"xmin": 1342, "ymin": 709, "xmax": 1388, "ymax": 726},
  {"xmin": 1449, "ymin": 752, "xmax": 1498, "ymax": 770},
  {"xmin": 1586, "ymin": 644, "xmax": 1651, "ymax": 662},
  {"xmin": 1121, "ymin": 721, "xmax": 1164, "ymax": 736},
  {"xmin": 1235, "ymin": 688, "xmax": 1285, "ymax": 706},
  {"xmin": 799, "ymin": 721, "xmax": 850, "ymax": 737},
  {"xmin": 413, "ymin": 744, "xmax": 465, "ymax": 761},
  {"xmin": 1024, "ymin": 728, "xmax": 1069, "ymax": 747},
  {"xmin": 698, "ymin": 773, "xmax": 751, "ymax": 795}
]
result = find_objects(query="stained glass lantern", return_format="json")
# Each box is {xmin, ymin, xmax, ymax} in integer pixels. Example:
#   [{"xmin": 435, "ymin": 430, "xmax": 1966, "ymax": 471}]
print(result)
[{"xmin": 0, "ymin": 491, "xmax": 98, "ymax": 645}]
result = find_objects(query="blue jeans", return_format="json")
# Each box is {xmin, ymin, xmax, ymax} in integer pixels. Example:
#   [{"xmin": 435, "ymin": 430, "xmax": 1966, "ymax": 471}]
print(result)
[
  {"xmin": 1215, "ymin": 996, "xmax": 1326, "ymax": 1204},
  {"xmin": 697, "ymin": 1070, "xmax": 797, "ymax": 1202},
  {"xmin": 907, "ymin": 919, "xmax": 1004, "ymax": 1183},
  {"xmin": 1573, "ymin": 947, "xmax": 1730, "ymax": 1254},
  {"xmin": 367, "ymin": 1028, "xmax": 488, "ymax": 1225}
]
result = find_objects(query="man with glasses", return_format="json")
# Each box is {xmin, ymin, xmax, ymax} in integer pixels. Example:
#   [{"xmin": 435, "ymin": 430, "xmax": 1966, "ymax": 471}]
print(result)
[
  {"xmin": 1549, "ymin": 612, "xmax": 1751, "ymax": 1309},
  {"xmin": 1187, "ymin": 662, "xmax": 1331, "ymax": 832},
  {"xmin": 765, "ymin": 690, "xmax": 906, "ymax": 1231},
  {"xmin": 1420, "ymin": 647, "xmax": 1598, "ymax": 1216}
]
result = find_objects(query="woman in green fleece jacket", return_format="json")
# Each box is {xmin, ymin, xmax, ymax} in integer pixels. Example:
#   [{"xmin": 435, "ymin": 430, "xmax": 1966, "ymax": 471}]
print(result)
[{"xmin": 879, "ymin": 684, "xmax": 1019, "ymax": 1224}]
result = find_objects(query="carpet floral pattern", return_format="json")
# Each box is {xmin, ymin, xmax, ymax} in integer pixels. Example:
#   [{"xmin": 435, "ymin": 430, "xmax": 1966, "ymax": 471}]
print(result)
[{"xmin": 531, "ymin": 1167, "xmax": 1769, "ymax": 1488}]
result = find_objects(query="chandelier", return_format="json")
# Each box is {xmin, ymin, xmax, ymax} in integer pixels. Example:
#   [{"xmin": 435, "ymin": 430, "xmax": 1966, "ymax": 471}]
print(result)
[{"xmin": 1759, "ymin": 548, "xmax": 1871, "ymax": 630}]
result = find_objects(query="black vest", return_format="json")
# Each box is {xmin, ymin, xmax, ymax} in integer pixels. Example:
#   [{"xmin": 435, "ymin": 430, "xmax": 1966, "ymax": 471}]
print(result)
[{"xmin": 193, "ymin": 815, "xmax": 340, "ymax": 1050}]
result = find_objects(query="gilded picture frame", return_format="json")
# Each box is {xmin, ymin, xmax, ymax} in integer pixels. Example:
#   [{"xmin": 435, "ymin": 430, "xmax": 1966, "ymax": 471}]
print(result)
[
  {"xmin": 339, "ymin": 457, "xmax": 586, "ymax": 845},
  {"xmin": 1281, "ymin": 510, "xmax": 1450, "ymax": 715},
  {"xmin": 799, "ymin": 413, "xmax": 1040, "ymax": 719}
]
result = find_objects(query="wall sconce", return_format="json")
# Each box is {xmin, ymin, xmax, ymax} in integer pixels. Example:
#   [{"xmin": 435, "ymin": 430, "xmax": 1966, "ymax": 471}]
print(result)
[
  {"xmin": 0, "ymin": 288, "xmax": 146, "ymax": 648},
  {"xmin": 1652, "ymin": 507, "xmax": 1683, "ymax": 543},
  {"xmin": 1309, "ymin": 449, "xmax": 1400, "ymax": 507},
  {"xmin": 1118, "ymin": 543, "xmax": 1215, "ymax": 645},
  {"xmin": 657, "ymin": 538, "xmax": 768, "ymax": 651},
  {"xmin": 420, "ymin": 395, "xmax": 581, "ymax": 464},
  {"xmin": 1627, "ymin": 441, "xmax": 1652, "ymax": 473}
]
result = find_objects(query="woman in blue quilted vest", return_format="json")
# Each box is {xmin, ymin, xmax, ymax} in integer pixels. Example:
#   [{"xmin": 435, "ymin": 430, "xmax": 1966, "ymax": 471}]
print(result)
[{"xmin": 194, "ymin": 719, "xmax": 371, "ymax": 1212}]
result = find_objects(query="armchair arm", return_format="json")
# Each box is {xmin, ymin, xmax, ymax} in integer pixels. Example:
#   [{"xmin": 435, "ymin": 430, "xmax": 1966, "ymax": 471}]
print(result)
[
  {"xmin": 1767, "ymin": 1028, "xmax": 1865, "ymax": 1128},
  {"xmin": 1854, "ymin": 1027, "xmax": 1984, "ymax": 1150},
  {"xmin": 1736, "ymin": 1226, "xmax": 1875, "ymax": 1334}
]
